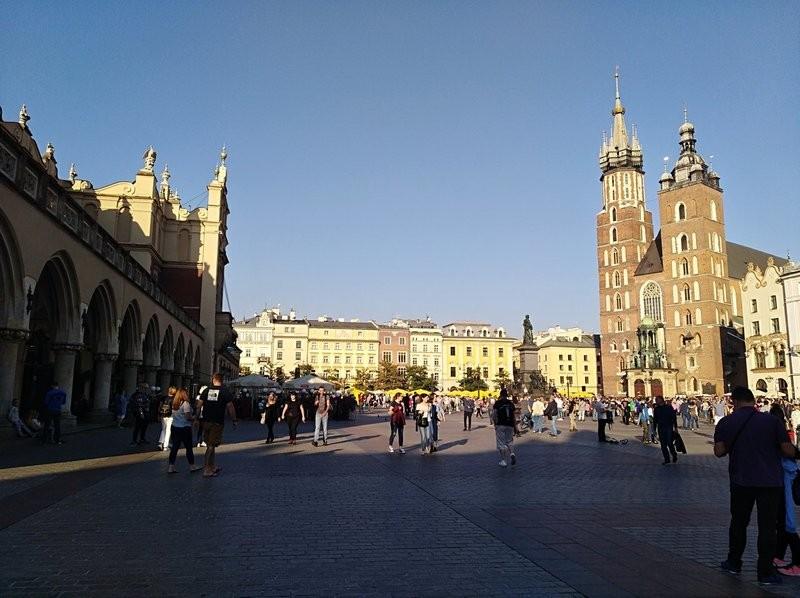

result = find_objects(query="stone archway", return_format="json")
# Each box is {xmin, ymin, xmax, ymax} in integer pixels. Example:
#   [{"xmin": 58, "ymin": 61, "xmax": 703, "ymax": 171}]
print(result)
[
  {"xmin": 158, "ymin": 325, "xmax": 174, "ymax": 392},
  {"xmin": 172, "ymin": 333, "xmax": 186, "ymax": 387},
  {"xmin": 22, "ymin": 253, "xmax": 81, "ymax": 414},
  {"xmin": 0, "ymin": 207, "xmax": 26, "ymax": 415},
  {"xmin": 77, "ymin": 282, "xmax": 117, "ymax": 417},
  {"xmin": 114, "ymin": 302, "xmax": 143, "ymax": 399},
  {"xmin": 141, "ymin": 315, "xmax": 160, "ymax": 388},
  {"xmin": 634, "ymin": 379, "xmax": 645, "ymax": 398},
  {"xmin": 651, "ymin": 378, "xmax": 663, "ymax": 398}
]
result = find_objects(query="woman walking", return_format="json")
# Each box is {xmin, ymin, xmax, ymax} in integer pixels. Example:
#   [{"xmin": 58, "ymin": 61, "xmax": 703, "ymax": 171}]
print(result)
[
  {"xmin": 416, "ymin": 396, "xmax": 433, "ymax": 454},
  {"xmin": 429, "ymin": 395, "xmax": 444, "ymax": 452},
  {"xmin": 167, "ymin": 388, "xmax": 201, "ymax": 474},
  {"xmin": 263, "ymin": 392, "xmax": 279, "ymax": 444},
  {"xmin": 568, "ymin": 400, "xmax": 578, "ymax": 432},
  {"xmin": 280, "ymin": 393, "xmax": 306, "ymax": 445},
  {"xmin": 158, "ymin": 386, "xmax": 177, "ymax": 451},
  {"xmin": 388, "ymin": 393, "xmax": 406, "ymax": 454}
]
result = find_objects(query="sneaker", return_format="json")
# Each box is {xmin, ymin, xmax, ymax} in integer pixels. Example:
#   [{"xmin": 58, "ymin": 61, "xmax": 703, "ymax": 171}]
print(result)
[
  {"xmin": 399, "ymin": 448, "xmax": 406, "ymax": 454},
  {"xmin": 758, "ymin": 573, "xmax": 783, "ymax": 585},
  {"xmin": 323, "ymin": 440, "xmax": 328, "ymax": 446},
  {"xmin": 498, "ymin": 460, "xmax": 507, "ymax": 467},
  {"xmin": 388, "ymin": 446, "xmax": 394, "ymax": 453},
  {"xmin": 778, "ymin": 565, "xmax": 800, "ymax": 576},
  {"xmin": 720, "ymin": 560, "xmax": 742, "ymax": 574},
  {"xmin": 510, "ymin": 454, "xmax": 517, "ymax": 466},
  {"xmin": 774, "ymin": 557, "xmax": 791, "ymax": 568}
]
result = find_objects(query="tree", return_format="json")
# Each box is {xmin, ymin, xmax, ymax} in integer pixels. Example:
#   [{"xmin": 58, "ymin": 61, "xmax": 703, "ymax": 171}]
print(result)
[
  {"xmin": 274, "ymin": 367, "xmax": 287, "ymax": 384},
  {"xmin": 354, "ymin": 368, "xmax": 374, "ymax": 390},
  {"xmin": 298, "ymin": 363, "xmax": 315, "ymax": 376},
  {"xmin": 406, "ymin": 365, "xmax": 437, "ymax": 391},
  {"xmin": 239, "ymin": 365, "xmax": 252, "ymax": 376},
  {"xmin": 374, "ymin": 362, "xmax": 406, "ymax": 390},
  {"xmin": 493, "ymin": 369, "xmax": 512, "ymax": 391},
  {"xmin": 458, "ymin": 368, "xmax": 488, "ymax": 392}
]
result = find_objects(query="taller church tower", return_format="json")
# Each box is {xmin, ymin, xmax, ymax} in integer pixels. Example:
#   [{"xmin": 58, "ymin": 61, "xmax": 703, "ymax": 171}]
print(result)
[{"xmin": 596, "ymin": 72, "xmax": 655, "ymax": 396}]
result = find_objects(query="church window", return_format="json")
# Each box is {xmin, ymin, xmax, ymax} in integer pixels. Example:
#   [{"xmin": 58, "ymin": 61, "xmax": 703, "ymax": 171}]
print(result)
[
  {"xmin": 693, "ymin": 281, "xmax": 700, "ymax": 301},
  {"xmin": 605, "ymin": 295, "xmax": 611, "ymax": 311},
  {"xmin": 610, "ymin": 207, "xmax": 616, "ymax": 222},
  {"xmin": 640, "ymin": 225, "xmax": 646, "ymax": 242},
  {"xmin": 610, "ymin": 227, "xmax": 617, "ymax": 244},
  {"xmin": 710, "ymin": 200, "xmax": 718, "ymax": 221},
  {"xmin": 610, "ymin": 341, "xmax": 617, "ymax": 352},
  {"xmin": 674, "ymin": 310, "xmax": 681, "ymax": 327},
  {"xmin": 641, "ymin": 282, "xmax": 664, "ymax": 323},
  {"xmin": 614, "ymin": 271, "xmax": 621, "ymax": 287},
  {"xmin": 614, "ymin": 293, "xmax": 622, "ymax": 311},
  {"xmin": 616, "ymin": 318, "xmax": 624, "ymax": 332},
  {"xmin": 625, "ymin": 291, "xmax": 630, "ymax": 309},
  {"xmin": 685, "ymin": 310, "xmax": 693, "ymax": 326},
  {"xmin": 612, "ymin": 248, "xmax": 619, "ymax": 265},
  {"xmin": 713, "ymin": 233, "xmax": 720, "ymax": 252},
  {"xmin": 695, "ymin": 308, "xmax": 702, "ymax": 325},
  {"xmin": 680, "ymin": 234, "xmax": 689, "ymax": 252},
  {"xmin": 692, "ymin": 256, "xmax": 699, "ymax": 274},
  {"xmin": 681, "ymin": 258, "xmax": 689, "ymax": 276},
  {"xmin": 621, "ymin": 246, "xmax": 627, "ymax": 262},
  {"xmin": 676, "ymin": 203, "xmax": 686, "ymax": 221},
  {"xmin": 683, "ymin": 284, "xmax": 691, "ymax": 302},
  {"xmin": 639, "ymin": 205, "xmax": 645, "ymax": 221},
  {"xmin": 603, "ymin": 250, "xmax": 609, "ymax": 266},
  {"xmin": 622, "ymin": 339, "xmax": 629, "ymax": 351}
]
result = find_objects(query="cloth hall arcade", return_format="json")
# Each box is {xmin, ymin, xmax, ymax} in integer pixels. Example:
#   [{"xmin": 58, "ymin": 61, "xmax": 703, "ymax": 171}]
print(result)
[
  {"xmin": 595, "ymin": 74, "xmax": 782, "ymax": 398},
  {"xmin": 0, "ymin": 103, "xmax": 239, "ymax": 428}
]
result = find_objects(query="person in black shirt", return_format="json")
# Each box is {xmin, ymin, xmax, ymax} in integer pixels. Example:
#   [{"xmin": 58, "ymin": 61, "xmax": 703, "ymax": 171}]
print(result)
[
  {"xmin": 652, "ymin": 396, "xmax": 678, "ymax": 465},
  {"xmin": 195, "ymin": 373, "xmax": 238, "ymax": 478},
  {"xmin": 280, "ymin": 392, "xmax": 306, "ymax": 445},
  {"xmin": 492, "ymin": 388, "xmax": 517, "ymax": 467},
  {"xmin": 263, "ymin": 393, "xmax": 279, "ymax": 444}
]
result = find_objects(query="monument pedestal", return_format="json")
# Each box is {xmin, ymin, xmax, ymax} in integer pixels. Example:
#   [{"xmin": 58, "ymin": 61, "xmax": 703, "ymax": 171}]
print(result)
[{"xmin": 517, "ymin": 343, "xmax": 541, "ymax": 395}]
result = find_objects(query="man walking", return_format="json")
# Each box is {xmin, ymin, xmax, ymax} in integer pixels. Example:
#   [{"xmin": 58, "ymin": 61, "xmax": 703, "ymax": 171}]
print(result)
[
  {"xmin": 491, "ymin": 388, "xmax": 516, "ymax": 467},
  {"xmin": 195, "ymin": 373, "xmax": 238, "ymax": 478},
  {"xmin": 312, "ymin": 388, "xmax": 330, "ymax": 447},
  {"xmin": 715, "ymin": 386, "xmax": 795, "ymax": 585},
  {"xmin": 653, "ymin": 396, "xmax": 678, "ymax": 465},
  {"xmin": 41, "ymin": 382, "xmax": 66, "ymax": 444},
  {"xmin": 531, "ymin": 397, "xmax": 544, "ymax": 433},
  {"xmin": 129, "ymin": 383, "xmax": 151, "ymax": 446},
  {"xmin": 462, "ymin": 396, "xmax": 475, "ymax": 431}
]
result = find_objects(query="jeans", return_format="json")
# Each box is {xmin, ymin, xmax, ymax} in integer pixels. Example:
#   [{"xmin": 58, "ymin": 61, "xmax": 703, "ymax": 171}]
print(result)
[
  {"xmin": 159, "ymin": 416, "xmax": 173, "ymax": 447},
  {"xmin": 550, "ymin": 417, "xmax": 558, "ymax": 435},
  {"xmin": 418, "ymin": 425, "xmax": 431, "ymax": 451},
  {"xmin": 532, "ymin": 415, "xmax": 542, "ymax": 433},
  {"xmin": 42, "ymin": 411, "xmax": 61, "ymax": 443},
  {"xmin": 389, "ymin": 422, "xmax": 404, "ymax": 447},
  {"xmin": 168, "ymin": 426, "xmax": 195, "ymax": 465},
  {"xmin": 132, "ymin": 417, "xmax": 148, "ymax": 443},
  {"xmin": 314, "ymin": 412, "xmax": 328, "ymax": 442},
  {"xmin": 658, "ymin": 427, "xmax": 677, "ymax": 462},
  {"xmin": 597, "ymin": 419, "xmax": 607, "ymax": 442},
  {"xmin": 266, "ymin": 420, "xmax": 276, "ymax": 442},
  {"xmin": 286, "ymin": 416, "xmax": 300, "ymax": 440},
  {"xmin": 463, "ymin": 412, "xmax": 473, "ymax": 430},
  {"xmin": 728, "ymin": 483, "xmax": 781, "ymax": 577}
]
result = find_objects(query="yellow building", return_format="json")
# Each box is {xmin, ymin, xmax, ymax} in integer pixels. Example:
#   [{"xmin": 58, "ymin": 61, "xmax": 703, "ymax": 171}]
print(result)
[
  {"xmin": 441, "ymin": 322, "xmax": 515, "ymax": 391},
  {"xmin": 271, "ymin": 316, "xmax": 309, "ymax": 377},
  {"xmin": 538, "ymin": 334, "xmax": 601, "ymax": 397},
  {"xmin": 308, "ymin": 319, "xmax": 379, "ymax": 382}
]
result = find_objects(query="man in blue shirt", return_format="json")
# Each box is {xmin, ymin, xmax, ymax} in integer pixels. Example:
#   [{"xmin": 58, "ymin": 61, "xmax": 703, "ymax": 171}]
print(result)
[
  {"xmin": 41, "ymin": 382, "xmax": 66, "ymax": 444},
  {"xmin": 715, "ymin": 386, "xmax": 796, "ymax": 585}
]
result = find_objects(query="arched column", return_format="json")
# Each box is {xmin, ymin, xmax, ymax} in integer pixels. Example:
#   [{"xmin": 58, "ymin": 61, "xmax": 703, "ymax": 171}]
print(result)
[
  {"xmin": 53, "ymin": 343, "xmax": 82, "ymax": 415},
  {"xmin": 158, "ymin": 369, "xmax": 172, "ymax": 393},
  {"xmin": 142, "ymin": 365, "xmax": 158, "ymax": 388},
  {"xmin": 0, "ymin": 328, "xmax": 28, "ymax": 420},
  {"xmin": 92, "ymin": 353, "xmax": 118, "ymax": 414},
  {"xmin": 122, "ymin": 360, "xmax": 141, "ymax": 395}
]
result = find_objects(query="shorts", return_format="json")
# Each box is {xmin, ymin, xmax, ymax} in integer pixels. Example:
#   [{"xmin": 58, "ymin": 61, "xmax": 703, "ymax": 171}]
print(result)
[
  {"xmin": 495, "ymin": 425, "xmax": 514, "ymax": 452},
  {"xmin": 203, "ymin": 422, "xmax": 224, "ymax": 447}
]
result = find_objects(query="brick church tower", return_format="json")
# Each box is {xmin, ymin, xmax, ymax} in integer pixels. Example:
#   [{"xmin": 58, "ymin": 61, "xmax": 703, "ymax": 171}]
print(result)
[{"xmin": 596, "ymin": 72, "xmax": 655, "ymax": 396}]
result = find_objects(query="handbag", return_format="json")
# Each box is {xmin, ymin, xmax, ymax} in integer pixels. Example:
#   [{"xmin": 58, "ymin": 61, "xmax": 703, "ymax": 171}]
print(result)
[{"xmin": 673, "ymin": 431, "xmax": 687, "ymax": 454}]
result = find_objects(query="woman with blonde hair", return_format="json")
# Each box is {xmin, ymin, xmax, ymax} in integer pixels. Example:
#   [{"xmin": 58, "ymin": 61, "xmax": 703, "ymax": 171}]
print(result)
[{"xmin": 168, "ymin": 388, "xmax": 202, "ymax": 474}]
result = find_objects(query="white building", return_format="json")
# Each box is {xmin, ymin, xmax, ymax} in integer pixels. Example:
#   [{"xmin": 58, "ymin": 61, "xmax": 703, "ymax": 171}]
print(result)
[
  {"xmin": 233, "ymin": 307, "xmax": 278, "ymax": 375},
  {"xmin": 741, "ymin": 259, "xmax": 791, "ymax": 398},
  {"xmin": 781, "ymin": 260, "xmax": 800, "ymax": 400},
  {"xmin": 402, "ymin": 318, "xmax": 443, "ymax": 387}
]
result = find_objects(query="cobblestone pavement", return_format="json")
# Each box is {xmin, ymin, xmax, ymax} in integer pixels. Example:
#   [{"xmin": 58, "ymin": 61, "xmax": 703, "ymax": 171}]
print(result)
[{"xmin": 0, "ymin": 412, "xmax": 797, "ymax": 597}]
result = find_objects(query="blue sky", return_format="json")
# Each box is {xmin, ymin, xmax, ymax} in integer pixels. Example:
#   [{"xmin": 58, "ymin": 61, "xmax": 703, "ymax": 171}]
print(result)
[{"xmin": 3, "ymin": 1, "xmax": 798, "ymax": 337}]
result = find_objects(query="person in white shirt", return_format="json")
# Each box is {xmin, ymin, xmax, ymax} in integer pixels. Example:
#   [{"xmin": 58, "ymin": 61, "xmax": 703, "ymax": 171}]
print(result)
[
  {"xmin": 556, "ymin": 396, "xmax": 564, "ymax": 420},
  {"xmin": 530, "ymin": 398, "xmax": 545, "ymax": 433},
  {"xmin": 8, "ymin": 399, "xmax": 33, "ymax": 437}
]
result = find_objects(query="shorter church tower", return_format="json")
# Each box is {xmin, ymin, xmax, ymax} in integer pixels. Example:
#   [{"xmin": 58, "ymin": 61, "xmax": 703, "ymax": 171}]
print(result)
[{"xmin": 596, "ymin": 71, "xmax": 655, "ymax": 396}]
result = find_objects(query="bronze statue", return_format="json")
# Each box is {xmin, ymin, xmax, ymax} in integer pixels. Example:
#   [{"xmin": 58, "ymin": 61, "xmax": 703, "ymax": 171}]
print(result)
[{"xmin": 523, "ymin": 314, "xmax": 534, "ymax": 345}]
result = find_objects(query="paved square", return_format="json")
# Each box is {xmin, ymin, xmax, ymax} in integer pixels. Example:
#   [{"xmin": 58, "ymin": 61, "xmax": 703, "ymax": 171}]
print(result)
[{"xmin": 0, "ymin": 413, "xmax": 796, "ymax": 596}]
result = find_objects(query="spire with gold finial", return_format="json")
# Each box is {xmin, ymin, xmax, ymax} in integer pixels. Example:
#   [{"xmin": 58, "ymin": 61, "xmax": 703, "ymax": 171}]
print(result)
[{"xmin": 599, "ymin": 68, "xmax": 642, "ymax": 174}]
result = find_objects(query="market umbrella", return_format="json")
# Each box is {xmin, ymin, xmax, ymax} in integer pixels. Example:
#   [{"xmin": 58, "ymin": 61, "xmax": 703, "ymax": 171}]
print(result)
[
  {"xmin": 230, "ymin": 374, "xmax": 281, "ymax": 390},
  {"xmin": 282, "ymin": 374, "xmax": 336, "ymax": 391}
]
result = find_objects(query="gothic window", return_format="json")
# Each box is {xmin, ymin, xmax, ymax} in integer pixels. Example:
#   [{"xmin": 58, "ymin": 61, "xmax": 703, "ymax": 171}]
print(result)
[
  {"xmin": 639, "ymin": 205, "xmax": 645, "ymax": 221},
  {"xmin": 681, "ymin": 258, "xmax": 689, "ymax": 276},
  {"xmin": 610, "ymin": 341, "xmax": 617, "ymax": 352},
  {"xmin": 676, "ymin": 203, "xmax": 686, "ymax": 221},
  {"xmin": 680, "ymin": 234, "xmax": 689, "ymax": 252},
  {"xmin": 618, "ymin": 357, "xmax": 625, "ymax": 371},
  {"xmin": 622, "ymin": 339, "xmax": 629, "ymax": 351},
  {"xmin": 616, "ymin": 318, "xmax": 624, "ymax": 332},
  {"xmin": 610, "ymin": 227, "xmax": 617, "ymax": 244},
  {"xmin": 640, "ymin": 225, "xmax": 646, "ymax": 242},
  {"xmin": 614, "ymin": 293, "xmax": 622, "ymax": 311},
  {"xmin": 610, "ymin": 207, "xmax": 617, "ymax": 222},
  {"xmin": 614, "ymin": 271, "xmax": 621, "ymax": 288},
  {"xmin": 710, "ymin": 200, "xmax": 718, "ymax": 221},
  {"xmin": 685, "ymin": 310, "xmax": 693, "ymax": 326},
  {"xmin": 612, "ymin": 248, "xmax": 619, "ymax": 265},
  {"xmin": 683, "ymin": 284, "xmax": 691, "ymax": 302},
  {"xmin": 641, "ymin": 282, "xmax": 664, "ymax": 322}
]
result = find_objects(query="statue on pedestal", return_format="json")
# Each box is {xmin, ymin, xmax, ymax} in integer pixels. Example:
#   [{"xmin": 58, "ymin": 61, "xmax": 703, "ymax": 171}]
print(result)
[{"xmin": 523, "ymin": 314, "xmax": 535, "ymax": 346}]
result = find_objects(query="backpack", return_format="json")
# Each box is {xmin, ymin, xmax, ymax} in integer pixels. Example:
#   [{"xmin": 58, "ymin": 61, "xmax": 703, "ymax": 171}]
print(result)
[{"xmin": 158, "ymin": 396, "xmax": 172, "ymax": 418}]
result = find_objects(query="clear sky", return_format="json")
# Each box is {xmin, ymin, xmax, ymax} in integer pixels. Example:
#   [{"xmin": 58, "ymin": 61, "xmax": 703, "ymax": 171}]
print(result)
[{"xmin": 3, "ymin": 1, "xmax": 798, "ymax": 337}]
